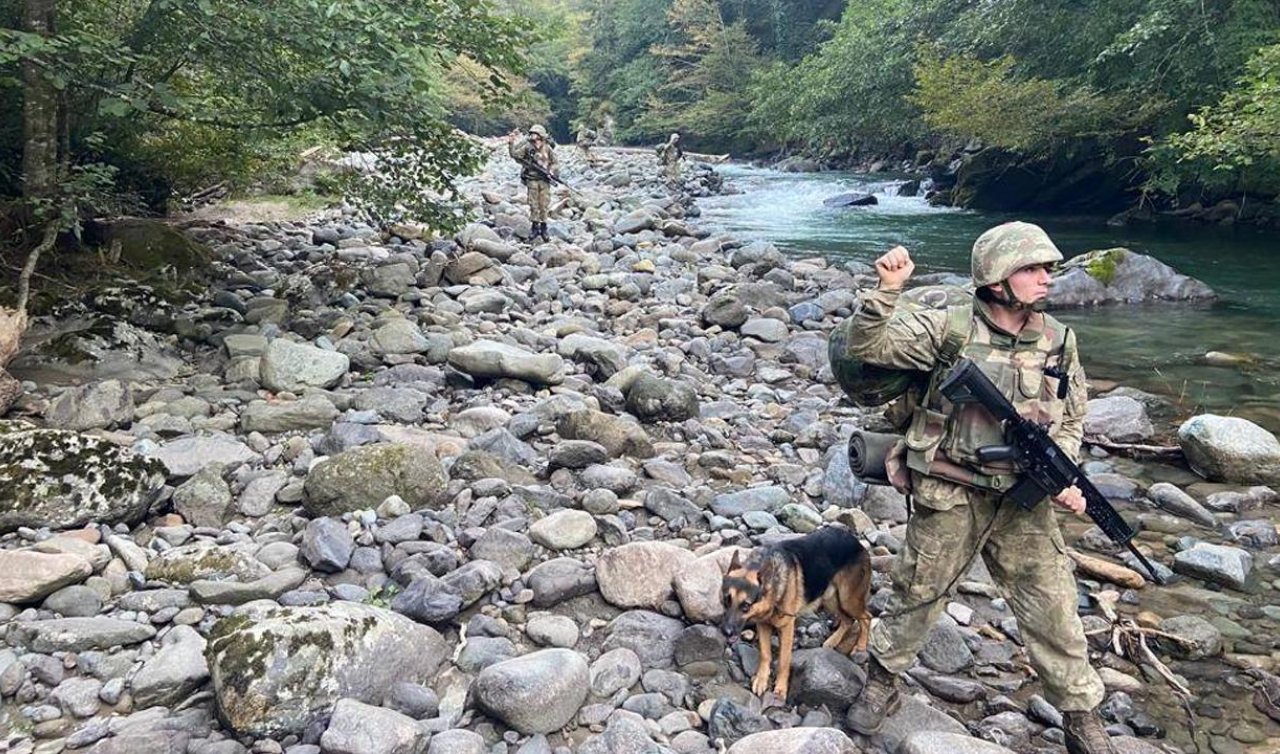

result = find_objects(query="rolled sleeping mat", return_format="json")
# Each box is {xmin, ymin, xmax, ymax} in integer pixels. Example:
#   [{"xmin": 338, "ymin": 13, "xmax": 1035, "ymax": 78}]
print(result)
[{"xmin": 848, "ymin": 430, "xmax": 902, "ymax": 486}]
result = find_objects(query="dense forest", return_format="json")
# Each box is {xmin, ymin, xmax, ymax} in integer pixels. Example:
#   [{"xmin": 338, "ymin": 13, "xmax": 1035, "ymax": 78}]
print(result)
[{"xmin": 2, "ymin": 0, "xmax": 1278, "ymax": 227}]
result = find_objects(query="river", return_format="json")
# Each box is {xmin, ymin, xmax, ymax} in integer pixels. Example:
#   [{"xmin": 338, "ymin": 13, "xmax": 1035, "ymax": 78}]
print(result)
[{"xmin": 697, "ymin": 165, "xmax": 1280, "ymax": 434}]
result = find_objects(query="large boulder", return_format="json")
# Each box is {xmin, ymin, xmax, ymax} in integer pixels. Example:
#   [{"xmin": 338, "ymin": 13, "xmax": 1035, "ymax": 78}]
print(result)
[
  {"xmin": 0, "ymin": 550, "xmax": 93, "ymax": 604},
  {"xmin": 0, "ymin": 423, "xmax": 163, "ymax": 534},
  {"xmin": 447, "ymin": 341, "xmax": 564, "ymax": 385},
  {"xmin": 46, "ymin": 380, "xmax": 135, "ymax": 431},
  {"xmin": 303, "ymin": 443, "xmax": 448, "ymax": 517},
  {"xmin": 1084, "ymin": 396, "xmax": 1154, "ymax": 443},
  {"xmin": 206, "ymin": 601, "xmax": 447, "ymax": 737},
  {"xmin": 260, "ymin": 339, "xmax": 349, "ymax": 393},
  {"xmin": 557, "ymin": 409, "xmax": 654, "ymax": 458},
  {"xmin": 1049, "ymin": 248, "xmax": 1216, "ymax": 307},
  {"xmin": 1178, "ymin": 414, "xmax": 1280, "ymax": 484},
  {"xmin": 471, "ymin": 649, "xmax": 590, "ymax": 734},
  {"xmin": 596, "ymin": 542, "xmax": 696, "ymax": 609},
  {"xmin": 625, "ymin": 373, "xmax": 699, "ymax": 423}
]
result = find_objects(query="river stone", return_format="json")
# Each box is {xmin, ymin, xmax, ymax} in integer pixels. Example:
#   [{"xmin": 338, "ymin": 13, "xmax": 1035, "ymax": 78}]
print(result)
[
  {"xmin": 711, "ymin": 486, "xmax": 790, "ymax": 518},
  {"xmin": 901, "ymin": 731, "xmax": 1016, "ymax": 754},
  {"xmin": 9, "ymin": 617, "xmax": 156, "ymax": 652},
  {"xmin": 145, "ymin": 541, "xmax": 270, "ymax": 584},
  {"xmin": 303, "ymin": 443, "xmax": 448, "ymax": 517},
  {"xmin": 172, "ymin": 465, "xmax": 233, "ymax": 528},
  {"xmin": 427, "ymin": 730, "xmax": 486, "ymax": 754},
  {"xmin": 240, "ymin": 396, "xmax": 340, "ymax": 433},
  {"xmin": 360, "ymin": 261, "xmax": 416, "ymax": 297},
  {"xmin": 596, "ymin": 541, "xmax": 696, "ymax": 609},
  {"xmin": 869, "ymin": 695, "xmax": 967, "ymax": 753},
  {"xmin": 557, "ymin": 409, "xmax": 654, "ymax": 458},
  {"xmin": 0, "ymin": 550, "xmax": 93, "ymax": 604},
  {"xmin": 0, "ymin": 424, "xmax": 164, "ymax": 534},
  {"xmin": 148, "ymin": 434, "xmax": 258, "ymax": 476},
  {"xmin": 448, "ymin": 341, "xmax": 564, "ymax": 385},
  {"xmin": 1084, "ymin": 396, "xmax": 1153, "ymax": 442},
  {"xmin": 740, "ymin": 318, "xmax": 789, "ymax": 343},
  {"xmin": 726, "ymin": 728, "xmax": 858, "ymax": 754},
  {"xmin": 371, "ymin": 319, "xmax": 431, "ymax": 355},
  {"xmin": 320, "ymin": 698, "xmax": 421, "ymax": 754},
  {"xmin": 46, "ymin": 379, "xmax": 135, "ymax": 431},
  {"xmin": 130, "ymin": 625, "xmax": 209, "ymax": 708},
  {"xmin": 300, "ymin": 517, "xmax": 355, "ymax": 572},
  {"xmin": 790, "ymin": 649, "xmax": 864, "ymax": 711},
  {"xmin": 701, "ymin": 294, "xmax": 748, "ymax": 329},
  {"xmin": 590, "ymin": 647, "xmax": 643, "ymax": 697},
  {"xmin": 1146, "ymin": 483, "xmax": 1217, "ymax": 528},
  {"xmin": 529, "ymin": 510, "xmax": 597, "ymax": 550},
  {"xmin": 674, "ymin": 547, "xmax": 747, "ymax": 624},
  {"xmin": 471, "ymin": 648, "xmax": 590, "ymax": 734},
  {"xmin": 602, "ymin": 611, "xmax": 685, "ymax": 669},
  {"xmin": 559, "ymin": 333, "xmax": 629, "ymax": 378},
  {"xmin": 1178, "ymin": 414, "xmax": 1280, "ymax": 484},
  {"xmin": 1172, "ymin": 543, "xmax": 1253, "ymax": 590},
  {"xmin": 625, "ymin": 373, "xmax": 700, "ymax": 423},
  {"xmin": 1157, "ymin": 614, "xmax": 1223, "ymax": 659},
  {"xmin": 526, "ymin": 557, "xmax": 598, "ymax": 607},
  {"xmin": 206, "ymin": 601, "xmax": 447, "ymax": 737},
  {"xmin": 260, "ymin": 338, "xmax": 349, "ymax": 392},
  {"xmin": 1049, "ymin": 248, "xmax": 1216, "ymax": 307}
]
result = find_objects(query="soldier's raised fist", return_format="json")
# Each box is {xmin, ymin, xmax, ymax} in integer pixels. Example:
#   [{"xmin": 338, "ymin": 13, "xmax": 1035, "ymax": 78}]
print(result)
[{"xmin": 874, "ymin": 245, "xmax": 914, "ymax": 291}]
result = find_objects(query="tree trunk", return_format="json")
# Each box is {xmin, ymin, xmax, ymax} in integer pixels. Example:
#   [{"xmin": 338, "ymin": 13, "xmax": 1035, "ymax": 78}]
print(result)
[{"xmin": 22, "ymin": 0, "xmax": 59, "ymax": 199}]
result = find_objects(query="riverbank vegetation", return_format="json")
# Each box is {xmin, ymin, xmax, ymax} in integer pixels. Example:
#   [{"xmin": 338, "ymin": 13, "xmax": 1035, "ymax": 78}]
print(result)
[{"xmin": 3, "ymin": 0, "xmax": 1279, "ymax": 231}]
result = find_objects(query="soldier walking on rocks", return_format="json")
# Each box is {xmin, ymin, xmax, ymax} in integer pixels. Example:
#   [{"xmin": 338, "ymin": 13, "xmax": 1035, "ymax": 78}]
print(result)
[
  {"xmin": 844, "ymin": 222, "xmax": 1120, "ymax": 754},
  {"xmin": 575, "ymin": 124, "xmax": 598, "ymax": 165},
  {"xmin": 655, "ymin": 132, "xmax": 684, "ymax": 188},
  {"xmin": 508, "ymin": 124, "xmax": 558, "ymax": 242}
]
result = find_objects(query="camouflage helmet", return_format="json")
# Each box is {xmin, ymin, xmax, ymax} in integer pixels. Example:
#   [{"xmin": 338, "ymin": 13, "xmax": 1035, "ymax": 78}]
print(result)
[
  {"xmin": 528, "ymin": 124, "xmax": 548, "ymax": 138},
  {"xmin": 970, "ymin": 221, "xmax": 1063, "ymax": 287}
]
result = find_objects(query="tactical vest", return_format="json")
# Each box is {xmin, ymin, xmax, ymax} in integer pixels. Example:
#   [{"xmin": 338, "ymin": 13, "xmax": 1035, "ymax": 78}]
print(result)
[{"xmin": 901, "ymin": 302, "xmax": 1074, "ymax": 492}]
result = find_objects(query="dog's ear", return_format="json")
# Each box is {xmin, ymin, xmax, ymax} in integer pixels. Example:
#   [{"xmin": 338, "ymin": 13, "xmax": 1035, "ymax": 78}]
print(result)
[{"xmin": 726, "ymin": 549, "xmax": 741, "ymax": 573}]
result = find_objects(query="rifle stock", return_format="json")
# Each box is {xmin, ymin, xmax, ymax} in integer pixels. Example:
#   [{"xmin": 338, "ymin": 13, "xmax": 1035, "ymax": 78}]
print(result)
[{"xmin": 940, "ymin": 358, "xmax": 1162, "ymax": 583}]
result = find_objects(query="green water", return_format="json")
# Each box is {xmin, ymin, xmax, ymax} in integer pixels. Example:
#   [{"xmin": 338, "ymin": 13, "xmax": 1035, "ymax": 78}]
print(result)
[{"xmin": 700, "ymin": 165, "xmax": 1280, "ymax": 433}]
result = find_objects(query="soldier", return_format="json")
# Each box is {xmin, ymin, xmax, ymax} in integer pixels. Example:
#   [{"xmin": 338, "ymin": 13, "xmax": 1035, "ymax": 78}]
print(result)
[
  {"xmin": 655, "ymin": 132, "xmax": 684, "ymax": 187},
  {"xmin": 507, "ymin": 124, "xmax": 558, "ymax": 242},
  {"xmin": 575, "ymin": 124, "xmax": 598, "ymax": 164},
  {"xmin": 844, "ymin": 222, "xmax": 1117, "ymax": 754}
]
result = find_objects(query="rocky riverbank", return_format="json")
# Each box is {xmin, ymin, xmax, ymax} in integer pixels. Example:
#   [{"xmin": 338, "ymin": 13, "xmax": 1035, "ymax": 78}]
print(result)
[{"xmin": 1, "ymin": 142, "xmax": 1279, "ymax": 754}]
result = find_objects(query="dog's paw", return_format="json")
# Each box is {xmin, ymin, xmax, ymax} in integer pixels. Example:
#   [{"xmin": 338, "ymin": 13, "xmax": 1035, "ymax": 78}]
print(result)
[
  {"xmin": 761, "ymin": 690, "xmax": 786, "ymax": 708},
  {"xmin": 771, "ymin": 682, "xmax": 789, "ymax": 701},
  {"xmin": 751, "ymin": 673, "xmax": 770, "ymax": 697}
]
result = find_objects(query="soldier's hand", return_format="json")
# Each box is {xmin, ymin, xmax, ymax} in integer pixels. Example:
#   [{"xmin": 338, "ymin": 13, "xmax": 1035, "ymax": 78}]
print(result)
[
  {"xmin": 874, "ymin": 245, "xmax": 914, "ymax": 290},
  {"xmin": 1053, "ymin": 485, "xmax": 1086, "ymax": 516}
]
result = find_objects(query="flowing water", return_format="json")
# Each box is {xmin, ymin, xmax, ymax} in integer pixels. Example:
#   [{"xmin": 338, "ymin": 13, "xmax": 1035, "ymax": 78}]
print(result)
[{"xmin": 698, "ymin": 165, "xmax": 1280, "ymax": 434}]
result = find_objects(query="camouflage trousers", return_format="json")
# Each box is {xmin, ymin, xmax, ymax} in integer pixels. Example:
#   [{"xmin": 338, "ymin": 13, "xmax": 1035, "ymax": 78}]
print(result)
[
  {"xmin": 663, "ymin": 161, "xmax": 680, "ymax": 185},
  {"xmin": 869, "ymin": 475, "xmax": 1105, "ymax": 712},
  {"xmin": 526, "ymin": 179, "xmax": 550, "ymax": 222}
]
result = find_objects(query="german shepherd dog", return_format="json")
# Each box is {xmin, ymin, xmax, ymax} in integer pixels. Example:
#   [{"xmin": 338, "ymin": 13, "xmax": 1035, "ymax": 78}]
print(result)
[{"xmin": 721, "ymin": 526, "xmax": 872, "ymax": 700}]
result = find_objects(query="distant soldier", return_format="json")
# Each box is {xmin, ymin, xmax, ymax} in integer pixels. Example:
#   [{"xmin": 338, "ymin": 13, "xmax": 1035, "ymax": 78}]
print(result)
[
  {"xmin": 507, "ymin": 124, "xmax": 558, "ymax": 242},
  {"xmin": 575, "ymin": 124, "xmax": 598, "ymax": 164},
  {"xmin": 655, "ymin": 132, "xmax": 684, "ymax": 187},
  {"xmin": 600, "ymin": 114, "xmax": 617, "ymax": 146}
]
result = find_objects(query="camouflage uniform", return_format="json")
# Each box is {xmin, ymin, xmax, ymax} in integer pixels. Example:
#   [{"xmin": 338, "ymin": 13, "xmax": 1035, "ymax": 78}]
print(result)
[
  {"xmin": 508, "ymin": 125, "xmax": 558, "ymax": 234},
  {"xmin": 656, "ymin": 133, "xmax": 683, "ymax": 185},
  {"xmin": 576, "ymin": 126, "xmax": 598, "ymax": 162},
  {"xmin": 849, "ymin": 223, "xmax": 1106, "ymax": 715}
]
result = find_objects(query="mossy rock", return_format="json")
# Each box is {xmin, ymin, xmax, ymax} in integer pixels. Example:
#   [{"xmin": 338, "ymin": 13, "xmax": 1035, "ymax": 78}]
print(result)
[
  {"xmin": 84, "ymin": 218, "xmax": 215, "ymax": 275},
  {"xmin": 1081, "ymin": 247, "xmax": 1128, "ymax": 286},
  {"xmin": 0, "ymin": 426, "xmax": 164, "ymax": 534},
  {"xmin": 302, "ymin": 442, "xmax": 448, "ymax": 517},
  {"xmin": 206, "ymin": 601, "xmax": 448, "ymax": 737}
]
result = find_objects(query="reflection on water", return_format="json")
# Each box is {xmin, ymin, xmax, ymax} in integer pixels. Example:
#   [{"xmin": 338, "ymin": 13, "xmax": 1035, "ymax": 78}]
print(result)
[{"xmin": 699, "ymin": 165, "xmax": 1280, "ymax": 431}]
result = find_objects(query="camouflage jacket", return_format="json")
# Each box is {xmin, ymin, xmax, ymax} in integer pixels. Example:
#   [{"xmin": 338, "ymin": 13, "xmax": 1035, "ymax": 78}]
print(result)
[
  {"xmin": 847, "ymin": 287, "xmax": 1086, "ymax": 498},
  {"xmin": 509, "ymin": 137, "xmax": 558, "ymax": 184},
  {"xmin": 656, "ymin": 142, "xmax": 684, "ymax": 165}
]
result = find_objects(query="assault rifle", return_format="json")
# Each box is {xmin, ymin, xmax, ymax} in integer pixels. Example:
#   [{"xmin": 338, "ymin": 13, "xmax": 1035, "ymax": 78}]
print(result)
[
  {"xmin": 516, "ymin": 153, "xmax": 582, "ymax": 196},
  {"xmin": 939, "ymin": 358, "xmax": 1163, "ymax": 583}
]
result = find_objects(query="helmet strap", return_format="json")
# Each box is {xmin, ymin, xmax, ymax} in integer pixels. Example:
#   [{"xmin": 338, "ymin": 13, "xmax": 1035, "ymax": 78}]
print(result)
[{"xmin": 997, "ymin": 280, "xmax": 1049, "ymax": 313}]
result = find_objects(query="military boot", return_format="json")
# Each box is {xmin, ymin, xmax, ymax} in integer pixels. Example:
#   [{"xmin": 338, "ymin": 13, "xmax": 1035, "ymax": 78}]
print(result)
[
  {"xmin": 1062, "ymin": 709, "xmax": 1116, "ymax": 754},
  {"xmin": 847, "ymin": 656, "xmax": 901, "ymax": 735}
]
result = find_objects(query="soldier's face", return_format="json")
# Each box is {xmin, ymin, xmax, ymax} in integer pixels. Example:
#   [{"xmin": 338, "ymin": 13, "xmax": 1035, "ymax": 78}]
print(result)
[{"xmin": 1001, "ymin": 263, "xmax": 1054, "ymax": 304}]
